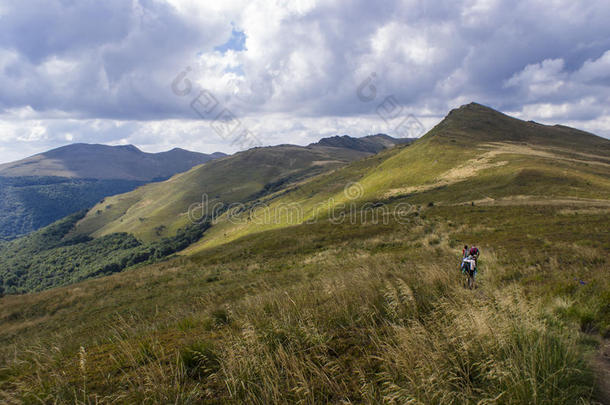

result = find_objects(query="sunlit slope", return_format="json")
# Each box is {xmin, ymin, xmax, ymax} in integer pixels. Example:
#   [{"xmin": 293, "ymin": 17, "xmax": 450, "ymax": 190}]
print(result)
[
  {"xmin": 73, "ymin": 145, "xmax": 371, "ymax": 241},
  {"xmin": 360, "ymin": 104, "xmax": 610, "ymax": 202},
  {"xmin": 185, "ymin": 103, "xmax": 610, "ymax": 253}
]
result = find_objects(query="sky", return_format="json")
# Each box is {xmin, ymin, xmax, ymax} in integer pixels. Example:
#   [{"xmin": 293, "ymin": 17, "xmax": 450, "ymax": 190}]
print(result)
[{"xmin": 1, "ymin": 0, "xmax": 610, "ymax": 163}]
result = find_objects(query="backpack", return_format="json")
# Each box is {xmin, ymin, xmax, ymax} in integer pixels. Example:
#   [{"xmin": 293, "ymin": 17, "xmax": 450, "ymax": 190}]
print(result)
[{"xmin": 470, "ymin": 247, "xmax": 479, "ymax": 256}]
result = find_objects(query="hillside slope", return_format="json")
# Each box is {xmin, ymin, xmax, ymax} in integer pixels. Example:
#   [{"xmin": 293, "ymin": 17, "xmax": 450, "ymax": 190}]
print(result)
[
  {"xmin": 0, "ymin": 144, "xmax": 226, "ymax": 240},
  {"xmin": 72, "ymin": 138, "xmax": 406, "ymax": 241},
  {"xmin": 184, "ymin": 102, "xmax": 610, "ymax": 253}
]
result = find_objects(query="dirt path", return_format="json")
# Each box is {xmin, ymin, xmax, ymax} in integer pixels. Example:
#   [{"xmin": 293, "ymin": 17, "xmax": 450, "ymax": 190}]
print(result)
[{"xmin": 593, "ymin": 339, "xmax": 610, "ymax": 404}]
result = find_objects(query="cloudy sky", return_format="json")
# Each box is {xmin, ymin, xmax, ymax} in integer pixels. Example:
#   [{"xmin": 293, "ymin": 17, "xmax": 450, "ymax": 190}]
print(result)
[{"xmin": 1, "ymin": 0, "xmax": 609, "ymax": 163}]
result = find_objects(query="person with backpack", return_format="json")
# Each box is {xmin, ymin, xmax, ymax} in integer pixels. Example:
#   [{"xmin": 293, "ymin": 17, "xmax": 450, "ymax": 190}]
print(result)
[
  {"xmin": 462, "ymin": 245, "xmax": 469, "ymax": 258},
  {"xmin": 460, "ymin": 244, "xmax": 480, "ymax": 288},
  {"xmin": 460, "ymin": 245, "xmax": 473, "ymax": 273},
  {"xmin": 469, "ymin": 246, "xmax": 480, "ymax": 266}
]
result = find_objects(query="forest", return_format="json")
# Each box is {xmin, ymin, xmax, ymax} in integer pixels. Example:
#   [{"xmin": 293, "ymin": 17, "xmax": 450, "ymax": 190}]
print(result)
[
  {"xmin": 0, "ymin": 176, "xmax": 146, "ymax": 241},
  {"xmin": 0, "ymin": 210, "xmax": 210, "ymax": 295}
]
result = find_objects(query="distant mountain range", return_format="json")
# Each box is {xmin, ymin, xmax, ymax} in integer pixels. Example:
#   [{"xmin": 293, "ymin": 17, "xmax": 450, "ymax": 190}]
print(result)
[{"xmin": 0, "ymin": 143, "xmax": 227, "ymax": 181}]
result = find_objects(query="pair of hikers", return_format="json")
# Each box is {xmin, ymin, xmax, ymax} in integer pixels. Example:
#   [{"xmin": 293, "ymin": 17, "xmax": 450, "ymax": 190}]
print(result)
[{"xmin": 461, "ymin": 245, "xmax": 480, "ymax": 287}]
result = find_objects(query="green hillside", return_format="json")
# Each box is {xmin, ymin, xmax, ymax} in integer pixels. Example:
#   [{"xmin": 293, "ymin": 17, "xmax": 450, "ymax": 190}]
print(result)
[
  {"xmin": 0, "ymin": 103, "xmax": 609, "ymax": 403},
  {"xmin": 184, "ymin": 103, "xmax": 610, "ymax": 253},
  {"xmin": 72, "ymin": 144, "xmax": 379, "ymax": 241},
  {"xmin": 1, "ymin": 203, "xmax": 608, "ymax": 403}
]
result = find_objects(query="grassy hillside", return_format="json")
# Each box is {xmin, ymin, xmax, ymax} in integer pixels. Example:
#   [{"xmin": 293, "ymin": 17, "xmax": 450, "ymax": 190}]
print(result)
[
  {"xmin": 0, "ymin": 203, "xmax": 607, "ymax": 403},
  {"xmin": 184, "ymin": 103, "xmax": 610, "ymax": 254},
  {"xmin": 0, "ymin": 103, "xmax": 608, "ymax": 403},
  {"xmin": 72, "ymin": 144, "xmax": 376, "ymax": 241}
]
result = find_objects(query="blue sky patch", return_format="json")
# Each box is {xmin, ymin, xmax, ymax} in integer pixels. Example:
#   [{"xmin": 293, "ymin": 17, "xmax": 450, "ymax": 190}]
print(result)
[
  {"xmin": 215, "ymin": 27, "xmax": 246, "ymax": 54},
  {"xmin": 224, "ymin": 65, "xmax": 245, "ymax": 76}
]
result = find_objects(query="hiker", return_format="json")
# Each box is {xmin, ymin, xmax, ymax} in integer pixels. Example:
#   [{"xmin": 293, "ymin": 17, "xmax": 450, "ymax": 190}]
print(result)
[
  {"xmin": 460, "ymin": 245, "xmax": 480, "ymax": 288},
  {"xmin": 460, "ymin": 253, "xmax": 476, "ymax": 274},
  {"xmin": 469, "ymin": 245, "xmax": 480, "ymax": 265}
]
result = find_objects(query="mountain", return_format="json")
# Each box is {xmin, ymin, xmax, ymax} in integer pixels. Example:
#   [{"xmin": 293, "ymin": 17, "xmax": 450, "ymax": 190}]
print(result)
[
  {"xmin": 1, "ymin": 103, "xmax": 608, "ymax": 403},
  {"xmin": 0, "ymin": 144, "xmax": 226, "ymax": 240},
  {"xmin": 0, "ymin": 143, "xmax": 227, "ymax": 181},
  {"xmin": 70, "ymin": 140, "xmax": 399, "ymax": 241},
  {"xmin": 66, "ymin": 103, "xmax": 610, "ymax": 250},
  {"xmin": 174, "ymin": 102, "xmax": 610, "ymax": 253},
  {"xmin": 428, "ymin": 102, "xmax": 610, "ymax": 153},
  {"xmin": 310, "ymin": 133, "xmax": 414, "ymax": 153},
  {"xmin": 0, "ymin": 134, "xmax": 408, "ymax": 291}
]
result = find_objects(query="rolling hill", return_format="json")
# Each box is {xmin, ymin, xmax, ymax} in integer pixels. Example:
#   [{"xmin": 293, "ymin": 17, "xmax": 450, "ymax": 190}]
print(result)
[
  {"xmin": 0, "ymin": 144, "xmax": 226, "ymax": 240},
  {"xmin": 179, "ymin": 102, "xmax": 610, "ymax": 253},
  {"xmin": 71, "ymin": 135, "xmax": 410, "ymax": 241},
  {"xmin": 0, "ymin": 103, "xmax": 608, "ymax": 403}
]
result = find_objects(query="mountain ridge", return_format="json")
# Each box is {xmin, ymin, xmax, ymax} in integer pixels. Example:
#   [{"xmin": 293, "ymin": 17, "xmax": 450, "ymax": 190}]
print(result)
[
  {"xmin": 0, "ymin": 143, "xmax": 228, "ymax": 181},
  {"xmin": 183, "ymin": 102, "xmax": 610, "ymax": 254},
  {"xmin": 309, "ymin": 133, "xmax": 414, "ymax": 153}
]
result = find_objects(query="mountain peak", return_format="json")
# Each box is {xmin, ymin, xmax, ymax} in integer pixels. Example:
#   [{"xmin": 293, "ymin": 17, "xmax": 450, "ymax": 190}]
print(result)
[
  {"xmin": 424, "ymin": 102, "xmax": 609, "ymax": 151},
  {"xmin": 445, "ymin": 102, "xmax": 504, "ymax": 119}
]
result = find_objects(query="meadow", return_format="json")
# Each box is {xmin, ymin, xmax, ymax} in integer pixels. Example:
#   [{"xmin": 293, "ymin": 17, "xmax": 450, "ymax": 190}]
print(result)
[{"xmin": 1, "ymin": 202, "xmax": 607, "ymax": 403}]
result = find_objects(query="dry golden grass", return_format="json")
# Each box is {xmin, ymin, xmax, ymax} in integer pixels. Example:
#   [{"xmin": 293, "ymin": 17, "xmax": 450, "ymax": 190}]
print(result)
[{"xmin": 1, "ymin": 204, "xmax": 607, "ymax": 403}]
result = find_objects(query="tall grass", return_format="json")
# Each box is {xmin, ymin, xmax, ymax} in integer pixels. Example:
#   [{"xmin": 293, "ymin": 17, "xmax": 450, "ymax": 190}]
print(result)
[{"xmin": 0, "ymin": 212, "xmax": 602, "ymax": 404}]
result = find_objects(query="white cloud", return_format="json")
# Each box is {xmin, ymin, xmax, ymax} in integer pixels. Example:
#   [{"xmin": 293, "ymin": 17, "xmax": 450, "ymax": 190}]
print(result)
[
  {"xmin": 1, "ymin": 0, "xmax": 610, "ymax": 163},
  {"xmin": 573, "ymin": 50, "xmax": 610, "ymax": 83},
  {"xmin": 504, "ymin": 59, "xmax": 566, "ymax": 97}
]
